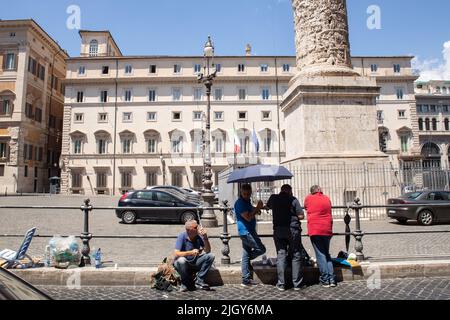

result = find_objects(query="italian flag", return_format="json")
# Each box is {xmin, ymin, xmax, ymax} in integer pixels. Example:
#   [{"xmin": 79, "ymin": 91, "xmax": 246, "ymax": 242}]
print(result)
[{"xmin": 233, "ymin": 126, "xmax": 241, "ymax": 154}]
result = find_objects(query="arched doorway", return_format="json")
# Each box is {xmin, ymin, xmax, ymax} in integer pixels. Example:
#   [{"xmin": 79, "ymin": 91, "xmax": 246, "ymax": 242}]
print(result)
[{"xmin": 421, "ymin": 142, "xmax": 441, "ymax": 168}]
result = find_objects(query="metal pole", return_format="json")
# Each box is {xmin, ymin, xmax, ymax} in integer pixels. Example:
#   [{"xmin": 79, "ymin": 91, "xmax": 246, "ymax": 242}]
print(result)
[
  {"xmin": 79, "ymin": 198, "xmax": 93, "ymax": 267},
  {"xmin": 352, "ymin": 198, "xmax": 365, "ymax": 261},
  {"xmin": 220, "ymin": 200, "xmax": 231, "ymax": 265}
]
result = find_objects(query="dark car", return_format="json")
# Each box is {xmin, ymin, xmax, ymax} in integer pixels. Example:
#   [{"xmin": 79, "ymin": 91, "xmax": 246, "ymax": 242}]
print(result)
[
  {"xmin": 146, "ymin": 185, "xmax": 201, "ymax": 203},
  {"xmin": 0, "ymin": 268, "xmax": 51, "ymax": 300},
  {"xmin": 116, "ymin": 189, "xmax": 202, "ymax": 224},
  {"xmin": 387, "ymin": 191, "xmax": 450, "ymax": 226}
]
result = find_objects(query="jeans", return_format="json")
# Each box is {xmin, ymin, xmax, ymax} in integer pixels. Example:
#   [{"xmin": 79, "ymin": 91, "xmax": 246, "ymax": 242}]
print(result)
[
  {"xmin": 310, "ymin": 236, "xmax": 336, "ymax": 285},
  {"xmin": 174, "ymin": 253, "xmax": 215, "ymax": 288},
  {"xmin": 240, "ymin": 230, "xmax": 266, "ymax": 283},
  {"xmin": 274, "ymin": 227, "xmax": 303, "ymax": 288}
]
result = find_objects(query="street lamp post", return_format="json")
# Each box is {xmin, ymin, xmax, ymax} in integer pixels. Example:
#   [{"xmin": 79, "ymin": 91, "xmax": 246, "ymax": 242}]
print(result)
[{"xmin": 198, "ymin": 36, "xmax": 218, "ymax": 228}]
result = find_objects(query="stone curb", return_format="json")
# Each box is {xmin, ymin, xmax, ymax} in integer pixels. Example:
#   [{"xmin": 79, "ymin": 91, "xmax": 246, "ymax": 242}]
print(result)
[{"xmin": 10, "ymin": 260, "xmax": 450, "ymax": 287}]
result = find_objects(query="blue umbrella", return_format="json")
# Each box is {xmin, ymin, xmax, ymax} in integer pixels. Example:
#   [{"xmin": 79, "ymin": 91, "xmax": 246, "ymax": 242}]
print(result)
[{"xmin": 227, "ymin": 165, "xmax": 293, "ymax": 184}]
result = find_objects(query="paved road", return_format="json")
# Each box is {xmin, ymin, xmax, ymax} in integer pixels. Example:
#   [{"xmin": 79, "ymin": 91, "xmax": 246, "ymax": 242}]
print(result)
[
  {"xmin": 38, "ymin": 277, "xmax": 450, "ymax": 300},
  {"xmin": 1, "ymin": 195, "xmax": 450, "ymax": 266}
]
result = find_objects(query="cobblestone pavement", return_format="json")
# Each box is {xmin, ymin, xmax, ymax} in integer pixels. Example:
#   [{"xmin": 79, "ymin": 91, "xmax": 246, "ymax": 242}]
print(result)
[
  {"xmin": 38, "ymin": 277, "xmax": 450, "ymax": 300},
  {"xmin": 1, "ymin": 195, "xmax": 450, "ymax": 266}
]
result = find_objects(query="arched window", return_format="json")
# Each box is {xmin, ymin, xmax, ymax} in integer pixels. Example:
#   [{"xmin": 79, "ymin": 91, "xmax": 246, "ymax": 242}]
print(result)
[
  {"xmin": 418, "ymin": 118, "xmax": 424, "ymax": 131},
  {"xmin": 445, "ymin": 119, "xmax": 450, "ymax": 131},
  {"xmin": 422, "ymin": 142, "xmax": 441, "ymax": 168},
  {"xmin": 425, "ymin": 118, "xmax": 431, "ymax": 131},
  {"xmin": 432, "ymin": 118, "xmax": 438, "ymax": 131},
  {"xmin": 443, "ymin": 87, "xmax": 448, "ymax": 94},
  {"xmin": 436, "ymin": 86, "xmax": 441, "ymax": 94},
  {"xmin": 89, "ymin": 40, "xmax": 99, "ymax": 57}
]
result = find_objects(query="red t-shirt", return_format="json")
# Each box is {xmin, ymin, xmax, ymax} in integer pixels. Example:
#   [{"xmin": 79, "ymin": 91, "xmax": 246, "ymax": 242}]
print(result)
[{"xmin": 304, "ymin": 192, "xmax": 333, "ymax": 237}]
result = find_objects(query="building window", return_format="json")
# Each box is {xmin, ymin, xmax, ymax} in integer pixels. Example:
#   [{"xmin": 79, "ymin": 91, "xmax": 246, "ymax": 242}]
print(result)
[
  {"xmin": 34, "ymin": 108, "xmax": 42, "ymax": 123},
  {"xmin": 261, "ymin": 88, "xmax": 270, "ymax": 100},
  {"xmin": 262, "ymin": 111, "xmax": 271, "ymax": 120},
  {"xmin": 425, "ymin": 118, "xmax": 431, "ymax": 131},
  {"xmin": 260, "ymin": 64, "xmax": 269, "ymax": 73},
  {"xmin": 282, "ymin": 64, "xmax": 290, "ymax": 72},
  {"xmin": 121, "ymin": 172, "xmax": 133, "ymax": 188},
  {"xmin": 0, "ymin": 165, "xmax": 4, "ymax": 176},
  {"xmin": 0, "ymin": 142, "xmax": 8, "ymax": 159},
  {"xmin": 122, "ymin": 139, "xmax": 132, "ymax": 154},
  {"xmin": 240, "ymin": 137, "xmax": 250, "ymax": 154},
  {"xmin": 263, "ymin": 136, "xmax": 272, "ymax": 152},
  {"xmin": 147, "ymin": 172, "xmax": 157, "ymax": 186},
  {"xmin": 172, "ymin": 112, "xmax": 182, "ymax": 121},
  {"xmin": 418, "ymin": 119, "xmax": 424, "ymax": 131},
  {"xmin": 238, "ymin": 89, "xmax": 247, "ymax": 100},
  {"xmin": 194, "ymin": 64, "xmax": 202, "ymax": 74},
  {"xmin": 73, "ymin": 139, "xmax": 82, "ymax": 154},
  {"xmin": 172, "ymin": 88, "xmax": 182, "ymax": 101},
  {"xmin": 398, "ymin": 110, "xmax": 406, "ymax": 119},
  {"xmin": 149, "ymin": 65, "xmax": 157, "ymax": 74},
  {"xmin": 1, "ymin": 100, "xmax": 12, "ymax": 116},
  {"xmin": 370, "ymin": 64, "xmax": 378, "ymax": 73},
  {"xmin": 98, "ymin": 139, "xmax": 107, "ymax": 154},
  {"xmin": 122, "ymin": 112, "xmax": 133, "ymax": 123},
  {"xmin": 215, "ymin": 137, "xmax": 224, "ymax": 153},
  {"xmin": 445, "ymin": 118, "xmax": 450, "ymax": 131},
  {"xmin": 72, "ymin": 172, "xmax": 82, "ymax": 189},
  {"xmin": 400, "ymin": 136, "xmax": 409, "ymax": 153},
  {"xmin": 214, "ymin": 88, "xmax": 223, "ymax": 101},
  {"xmin": 100, "ymin": 91, "xmax": 108, "ymax": 103},
  {"xmin": 173, "ymin": 64, "xmax": 182, "ymax": 74},
  {"xmin": 215, "ymin": 64, "xmax": 222, "ymax": 73},
  {"xmin": 172, "ymin": 171, "xmax": 183, "ymax": 187},
  {"xmin": 430, "ymin": 105, "xmax": 437, "ymax": 113},
  {"xmin": 396, "ymin": 88, "xmax": 404, "ymax": 100},
  {"xmin": 193, "ymin": 88, "xmax": 203, "ymax": 101},
  {"xmin": 5, "ymin": 53, "xmax": 16, "ymax": 70},
  {"xmin": 393, "ymin": 64, "xmax": 401, "ymax": 73},
  {"xmin": 238, "ymin": 111, "xmax": 248, "ymax": 120},
  {"xmin": 147, "ymin": 139, "xmax": 157, "ymax": 153},
  {"xmin": 24, "ymin": 165, "xmax": 28, "ymax": 177},
  {"xmin": 432, "ymin": 118, "xmax": 438, "ymax": 131},
  {"xmin": 125, "ymin": 65, "xmax": 133, "ymax": 74},
  {"xmin": 78, "ymin": 66, "xmax": 86, "ymax": 75},
  {"xmin": 77, "ymin": 91, "xmax": 84, "ymax": 103},
  {"xmin": 89, "ymin": 40, "xmax": 99, "ymax": 57},
  {"xmin": 147, "ymin": 112, "xmax": 157, "ymax": 122},
  {"xmin": 148, "ymin": 89, "xmax": 157, "ymax": 102},
  {"xmin": 443, "ymin": 105, "xmax": 449, "ymax": 113},
  {"xmin": 102, "ymin": 66, "xmax": 109, "ymax": 75},
  {"xmin": 98, "ymin": 113, "xmax": 108, "ymax": 123},
  {"xmin": 194, "ymin": 137, "xmax": 203, "ymax": 154},
  {"xmin": 96, "ymin": 173, "xmax": 107, "ymax": 189},
  {"xmin": 124, "ymin": 90, "xmax": 132, "ymax": 102},
  {"xmin": 214, "ymin": 111, "xmax": 224, "ymax": 121},
  {"xmin": 74, "ymin": 113, "xmax": 84, "ymax": 123},
  {"xmin": 172, "ymin": 137, "xmax": 183, "ymax": 153},
  {"xmin": 193, "ymin": 111, "xmax": 203, "ymax": 121},
  {"xmin": 238, "ymin": 64, "xmax": 245, "ymax": 73},
  {"xmin": 25, "ymin": 103, "xmax": 33, "ymax": 119}
]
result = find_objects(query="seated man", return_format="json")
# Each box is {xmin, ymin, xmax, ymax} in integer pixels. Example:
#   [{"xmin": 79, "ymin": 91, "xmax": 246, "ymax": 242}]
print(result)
[{"xmin": 173, "ymin": 220, "xmax": 215, "ymax": 292}]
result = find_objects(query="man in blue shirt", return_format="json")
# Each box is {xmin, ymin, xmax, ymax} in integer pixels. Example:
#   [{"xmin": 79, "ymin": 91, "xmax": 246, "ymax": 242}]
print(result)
[
  {"xmin": 234, "ymin": 184, "xmax": 266, "ymax": 286},
  {"xmin": 174, "ymin": 220, "xmax": 214, "ymax": 292}
]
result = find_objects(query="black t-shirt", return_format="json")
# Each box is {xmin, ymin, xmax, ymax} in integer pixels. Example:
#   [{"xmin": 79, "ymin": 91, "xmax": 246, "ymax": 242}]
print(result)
[{"xmin": 267, "ymin": 193, "xmax": 303, "ymax": 230}]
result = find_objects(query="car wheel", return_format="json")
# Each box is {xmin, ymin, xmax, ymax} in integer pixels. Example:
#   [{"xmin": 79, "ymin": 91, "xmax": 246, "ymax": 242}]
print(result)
[
  {"xmin": 417, "ymin": 210, "xmax": 434, "ymax": 226},
  {"xmin": 396, "ymin": 218, "xmax": 408, "ymax": 224},
  {"xmin": 122, "ymin": 211, "xmax": 137, "ymax": 224},
  {"xmin": 181, "ymin": 211, "xmax": 197, "ymax": 224}
]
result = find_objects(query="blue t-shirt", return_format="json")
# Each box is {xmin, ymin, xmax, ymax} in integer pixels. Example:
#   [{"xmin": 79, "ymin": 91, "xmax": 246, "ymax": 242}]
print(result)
[
  {"xmin": 175, "ymin": 232, "xmax": 205, "ymax": 261},
  {"xmin": 234, "ymin": 197, "xmax": 257, "ymax": 236}
]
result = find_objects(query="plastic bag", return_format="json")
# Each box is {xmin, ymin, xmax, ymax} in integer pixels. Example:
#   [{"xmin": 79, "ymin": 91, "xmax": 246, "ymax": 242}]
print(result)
[{"xmin": 48, "ymin": 236, "xmax": 81, "ymax": 269}]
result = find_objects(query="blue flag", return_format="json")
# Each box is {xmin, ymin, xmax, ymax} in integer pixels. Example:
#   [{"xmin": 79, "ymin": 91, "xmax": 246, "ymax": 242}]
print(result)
[{"xmin": 252, "ymin": 128, "xmax": 260, "ymax": 153}]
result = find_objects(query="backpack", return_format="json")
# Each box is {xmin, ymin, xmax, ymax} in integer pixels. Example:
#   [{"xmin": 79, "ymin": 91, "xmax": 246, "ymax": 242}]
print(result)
[{"xmin": 150, "ymin": 257, "xmax": 181, "ymax": 292}]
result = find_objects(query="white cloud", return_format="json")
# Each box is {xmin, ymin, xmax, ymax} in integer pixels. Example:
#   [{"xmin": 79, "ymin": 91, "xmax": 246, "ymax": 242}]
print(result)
[{"xmin": 413, "ymin": 40, "xmax": 450, "ymax": 82}]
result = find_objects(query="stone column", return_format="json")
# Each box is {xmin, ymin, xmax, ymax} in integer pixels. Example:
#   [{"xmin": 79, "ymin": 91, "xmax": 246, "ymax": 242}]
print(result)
[{"xmin": 292, "ymin": 0, "xmax": 358, "ymax": 78}]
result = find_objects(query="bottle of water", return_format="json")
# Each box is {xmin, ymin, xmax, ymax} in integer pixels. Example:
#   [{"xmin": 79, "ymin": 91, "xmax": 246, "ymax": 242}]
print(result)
[
  {"xmin": 95, "ymin": 248, "xmax": 102, "ymax": 269},
  {"xmin": 262, "ymin": 255, "xmax": 268, "ymax": 265}
]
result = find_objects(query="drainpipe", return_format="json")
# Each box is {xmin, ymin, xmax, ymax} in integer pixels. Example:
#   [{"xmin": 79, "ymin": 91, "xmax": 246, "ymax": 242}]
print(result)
[{"xmin": 112, "ymin": 58, "xmax": 119, "ymax": 195}]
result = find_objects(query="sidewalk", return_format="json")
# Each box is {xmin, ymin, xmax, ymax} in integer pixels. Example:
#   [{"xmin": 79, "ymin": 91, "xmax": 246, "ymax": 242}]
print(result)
[{"xmin": 11, "ymin": 259, "xmax": 450, "ymax": 287}]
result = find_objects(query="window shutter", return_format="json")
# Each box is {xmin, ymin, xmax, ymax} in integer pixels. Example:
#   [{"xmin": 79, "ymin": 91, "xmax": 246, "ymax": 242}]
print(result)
[{"xmin": 14, "ymin": 54, "xmax": 18, "ymax": 70}]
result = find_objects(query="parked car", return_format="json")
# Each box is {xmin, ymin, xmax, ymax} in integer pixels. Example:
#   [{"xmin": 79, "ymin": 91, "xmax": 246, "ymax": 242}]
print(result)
[
  {"xmin": 116, "ymin": 189, "xmax": 202, "ymax": 224},
  {"xmin": 183, "ymin": 188, "xmax": 202, "ymax": 196},
  {"xmin": 0, "ymin": 268, "xmax": 52, "ymax": 300},
  {"xmin": 146, "ymin": 185, "xmax": 201, "ymax": 202},
  {"xmin": 387, "ymin": 191, "xmax": 450, "ymax": 226}
]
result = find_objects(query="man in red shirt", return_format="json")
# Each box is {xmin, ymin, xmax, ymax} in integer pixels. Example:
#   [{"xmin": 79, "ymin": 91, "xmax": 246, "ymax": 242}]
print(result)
[{"xmin": 304, "ymin": 185, "xmax": 336, "ymax": 288}]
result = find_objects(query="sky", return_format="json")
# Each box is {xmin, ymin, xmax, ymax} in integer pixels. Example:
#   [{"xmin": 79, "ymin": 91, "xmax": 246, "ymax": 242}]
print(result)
[{"xmin": 2, "ymin": 0, "xmax": 450, "ymax": 80}]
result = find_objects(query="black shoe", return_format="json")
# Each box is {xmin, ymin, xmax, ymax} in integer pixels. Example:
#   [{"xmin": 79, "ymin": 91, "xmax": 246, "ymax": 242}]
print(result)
[{"xmin": 195, "ymin": 281, "xmax": 211, "ymax": 291}]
